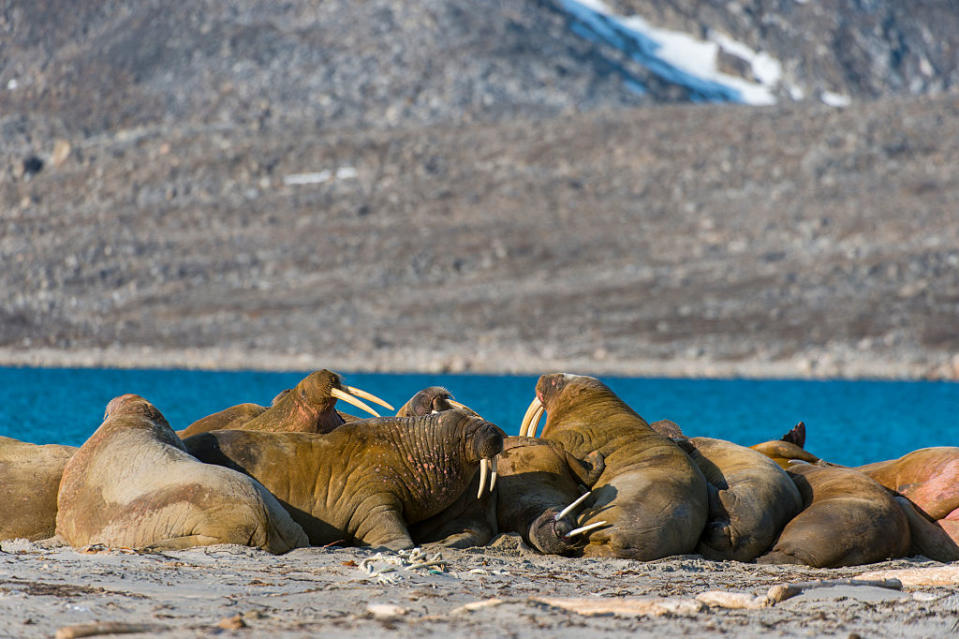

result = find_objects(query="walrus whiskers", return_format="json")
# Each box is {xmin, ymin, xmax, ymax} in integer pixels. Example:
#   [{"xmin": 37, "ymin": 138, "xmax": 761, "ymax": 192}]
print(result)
[
  {"xmin": 330, "ymin": 388, "xmax": 381, "ymax": 417},
  {"xmin": 344, "ymin": 385, "xmax": 394, "ymax": 412},
  {"xmin": 519, "ymin": 397, "xmax": 542, "ymax": 437},
  {"xmin": 554, "ymin": 491, "xmax": 592, "ymax": 521},
  {"xmin": 565, "ymin": 521, "xmax": 608, "ymax": 538}
]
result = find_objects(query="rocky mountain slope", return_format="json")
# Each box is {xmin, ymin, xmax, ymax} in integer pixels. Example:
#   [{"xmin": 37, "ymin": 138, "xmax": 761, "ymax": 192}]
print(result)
[{"xmin": 1, "ymin": 1, "xmax": 958, "ymax": 379}]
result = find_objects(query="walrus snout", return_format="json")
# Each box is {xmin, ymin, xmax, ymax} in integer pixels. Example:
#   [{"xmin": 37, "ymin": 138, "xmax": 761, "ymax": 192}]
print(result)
[
  {"xmin": 471, "ymin": 422, "xmax": 505, "ymax": 462},
  {"xmin": 529, "ymin": 509, "xmax": 581, "ymax": 556}
]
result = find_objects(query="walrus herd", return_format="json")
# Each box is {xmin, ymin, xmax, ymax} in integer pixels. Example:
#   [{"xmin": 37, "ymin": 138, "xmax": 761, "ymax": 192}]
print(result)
[{"xmin": 2, "ymin": 370, "xmax": 957, "ymax": 569}]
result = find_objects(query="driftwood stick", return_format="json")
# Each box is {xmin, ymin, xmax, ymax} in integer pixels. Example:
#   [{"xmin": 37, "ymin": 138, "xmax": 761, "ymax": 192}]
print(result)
[{"xmin": 55, "ymin": 622, "xmax": 169, "ymax": 639}]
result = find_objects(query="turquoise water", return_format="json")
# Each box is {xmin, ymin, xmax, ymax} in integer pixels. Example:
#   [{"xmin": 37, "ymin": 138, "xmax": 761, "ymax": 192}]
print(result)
[{"xmin": 0, "ymin": 367, "xmax": 956, "ymax": 466}]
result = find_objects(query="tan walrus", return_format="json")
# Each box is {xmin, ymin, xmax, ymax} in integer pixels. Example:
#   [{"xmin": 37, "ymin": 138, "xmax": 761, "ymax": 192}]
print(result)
[
  {"xmin": 56, "ymin": 394, "xmax": 308, "ymax": 553},
  {"xmin": 183, "ymin": 409, "xmax": 504, "ymax": 549},
  {"xmin": 179, "ymin": 370, "xmax": 393, "ymax": 437},
  {"xmin": 757, "ymin": 462, "xmax": 911, "ymax": 567},
  {"xmin": 520, "ymin": 373, "xmax": 708, "ymax": 560},
  {"xmin": 683, "ymin": 437, "xmax": 803, "ymax": 562},
  {"xmin": 0, "ymin": 436, "xmax": 77, "ymax": 541}
]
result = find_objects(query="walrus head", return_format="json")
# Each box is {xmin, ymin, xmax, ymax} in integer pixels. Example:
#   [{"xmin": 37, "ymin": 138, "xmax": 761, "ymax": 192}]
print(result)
[
  {"xmin": 519, "ymin": 373, "xmax": 637, "ymax": 438},
  {"xmin": 395, "ymin": 387, "xmax": 478, "ymax": 418},
  {"xmin": 103, "ymin": 394, "xmax": 170, "ymax": 429},
  {"xmin": 257, "ymin": 370, "xmax": 394, "ymax": 433}
]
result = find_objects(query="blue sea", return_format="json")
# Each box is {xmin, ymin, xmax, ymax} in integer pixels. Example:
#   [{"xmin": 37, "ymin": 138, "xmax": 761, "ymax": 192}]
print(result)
[{"xmin": 0, "ymin": 367, "xmax": 956, "ymax": 467}]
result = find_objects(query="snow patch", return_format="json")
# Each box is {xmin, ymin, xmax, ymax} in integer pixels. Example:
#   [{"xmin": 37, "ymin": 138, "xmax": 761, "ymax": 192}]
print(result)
[
  {"xmin": 558, "ymin": 0, "xmax": 783, "ymax": 105},
  {"xmin": 820, "ymin": 91, "xmax": 851, "ymax": 108},
  {"xmin": 283, "ymin": 167, "xmax": 358, "ymax": 186}
]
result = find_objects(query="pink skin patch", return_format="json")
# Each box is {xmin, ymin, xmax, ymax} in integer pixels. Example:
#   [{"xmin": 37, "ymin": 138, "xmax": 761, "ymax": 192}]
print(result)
[{"xmin": 902, "ymin": 460, "xmax": 959, "ymax": 520}]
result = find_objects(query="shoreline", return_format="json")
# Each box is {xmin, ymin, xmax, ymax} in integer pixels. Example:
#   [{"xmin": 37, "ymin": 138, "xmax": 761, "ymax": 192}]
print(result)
[
  {"xmin": 0, "ymin": 346, "xmax": 956, "ymax": 382},
  {"xmin": 1, "ymin": 537, "xmax": 957, "ymax": 639}
]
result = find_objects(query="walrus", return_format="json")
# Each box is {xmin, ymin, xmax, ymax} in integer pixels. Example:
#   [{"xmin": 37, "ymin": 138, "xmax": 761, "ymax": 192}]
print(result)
[
  {"xmin": 395, "ymin": 386, "xmax": 478, "ymax": 418},
  {"xmin": 756, "ymin": 461, "xmax": 910, "ymax": 567},
  {"xmin": 520, "ymin": 373, "xmax": 708, "ymax": 560},
  {"xmin": 682, "ymin": 437, "xmax": 803, "ymax": 561},
  {"xmin": 183, "ymin": 409, "xmax": 505, "ymax": 549},
  {"xmin": 0, "ymin": 437, "xmax": 77, "ymax": 541},
  {"xmin": 56, "ymin": 394, "xmax": 308, "ymax": 553},
  {"xmin": 494, "ymin": 437, "xmax": 606, "ymax": 555},
  {"xmin": 178, "ymin": 370, "xmax": 393, "ymax": 437},
  {"xmin": 387, "ymin": 387, "xmax": 497, "ymax": 548}
]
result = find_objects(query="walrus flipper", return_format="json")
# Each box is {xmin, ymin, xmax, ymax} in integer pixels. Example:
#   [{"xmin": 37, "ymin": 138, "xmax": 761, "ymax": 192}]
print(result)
[
  {"xmin": 895, "ymin": 496, "xmax": 959, "ymax": 562},
  {"xmin": 355, "ymin": 502, "xmax": 415, "ymax": 550}
]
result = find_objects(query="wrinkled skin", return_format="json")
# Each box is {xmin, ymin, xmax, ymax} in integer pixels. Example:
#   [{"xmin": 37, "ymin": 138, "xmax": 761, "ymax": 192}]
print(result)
[
  {"xmin": 184, "ymin": 410, "xmax": 505, "ymax": 550},
  {"xmin": 683, "ymin": 437, "xmax": 803, "ymax": 561},
  {"xmin": 495, "ymin": 436, "xmax": 604, "ymax": 555},
  {"xmin": 537, "ymin": 374, "xmax": 708, "ymax": 560},
  {"xmin": 757, "ymin": 462, "xmax": 910, "ymax": 567},
  {"xmin": 0, "ymin": 437, "xmax": 77, "ymax": 541},
  {"xmin": 56, "ymin": 394, "xmax": 308, "ymax": 553},
  {"xmin": 180, "ymin": 370, "xmax": 362, "ymax": 437},
  {"xmin": 395, "ymin": 388, "xmax": 491, "ymax": 548}
]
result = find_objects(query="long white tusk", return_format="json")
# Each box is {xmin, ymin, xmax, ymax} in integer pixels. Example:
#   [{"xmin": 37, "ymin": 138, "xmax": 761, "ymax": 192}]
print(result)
[
  {"xmin": 554, "ymin": 491, "xmax": 592, "ymax": 521},
  {"xmin": 519, "ymin": 397, "xmax": 543, "ymax": 437},
  {"xmin": 527, "ymin": 405, "xmax": 544, "ymax": 439},
  {"xmin": 565, "ymin": 521, "xmax": 608, "ymax": 538},
  {"xmin": 344, "ymin": 385, "xmax": 394, "ymax": 411},
  {"xmin": 477, "ymin": 458, "xmax": 489, "ymax": 499},
  {"xmin": 489, "ymin": 456, "xmax": 498, "ymax": 492},
  {"xmin": 330, "ymin": 388, "xmax": 380, "ymax": 417}
]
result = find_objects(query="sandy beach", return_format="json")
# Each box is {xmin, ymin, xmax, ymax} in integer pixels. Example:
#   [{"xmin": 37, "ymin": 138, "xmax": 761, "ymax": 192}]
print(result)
[{"xmin": 1, "ymin": 536, "xmax": 956, "ymax": 639}]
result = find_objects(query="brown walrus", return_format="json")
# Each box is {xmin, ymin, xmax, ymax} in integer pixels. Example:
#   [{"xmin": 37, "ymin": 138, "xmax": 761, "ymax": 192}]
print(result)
[
  {"xmin": 178, "ymin": 370, "xmax": 392, "ymax": 437},
  {"xmin": 520, "ymin": 373, "xmax": 708, "ymax": 560},
  {"xmin": 395, "ymin": 387, "xmax": 478, "ymax": 418},
  {"xmin": 183, "ymin": 409, "xmax": 505, "ymax": 550},
  {"xmin": 682, "ymin": 437, "xmax": 803, "ymax": 561},
  {"xmin": 390, "ymin": 387, "xmax": 496, "ymax": 548},
  {"xmin": 757, "ymin": 461, "xmax": 911, "ymax": 567},
  {"xmin": 0, "ymin": 437, "xmax": 77, "ymax": 541},
  {"xmin": 753, "ymin": 423, "xmax": 959, "ymax": 562},
  {"xmin": 494, "ymin": 436, "xmax": 606, "ymax": 555},
  {"xmin": 56, "ymin": 394, "xmax": 308, "ymax": 553}
]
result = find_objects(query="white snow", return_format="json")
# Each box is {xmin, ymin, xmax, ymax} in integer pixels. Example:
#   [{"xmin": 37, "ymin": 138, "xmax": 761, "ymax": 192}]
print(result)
[
  {"xmin": 820, "ymin": 91, "xmax": 851, "ymax": 108},
  {"xmin": 558, "ymin": 0, "xmax": 785, "ymax": 106},
  {"xmin": 283, "ymin": 167, "xmax": 358, "ymax": 186}
]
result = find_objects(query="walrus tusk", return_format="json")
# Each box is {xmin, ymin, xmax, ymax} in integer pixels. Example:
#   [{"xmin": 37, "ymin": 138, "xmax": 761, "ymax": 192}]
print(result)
[
  {"xmin": 344, "ymin": 385, "xmax": 394, "ymax": 411},
  {"xmin": 489, "ymin": 456, "xmax": 498, "ymax": 492},
  {"xmin": 526, "ymin": 405, "xmax": 544, "ymax": 438},
  {"xmin": 330, "ymin": 388, "xmax": 381, "ymax": 417},
  {"xmin": 565, "ymin": 521, "xmax": 608, "ymax": 538},
  {"xmin": 555, "ymin": 491, "xmax": 592, "ymax": 521},
  {"xmin": 519, "ymin": 397, "xmax": 543, "ymax": 437},
  {"xmin": 478, "ymin": 458, "xmax": 489, "ymax": 499}
]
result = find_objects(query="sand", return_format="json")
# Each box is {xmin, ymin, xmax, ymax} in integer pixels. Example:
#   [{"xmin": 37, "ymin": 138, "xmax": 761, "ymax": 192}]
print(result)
[{"xmin": 1, "ymin": 536, "xmax": 957, "ymax": 639}]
